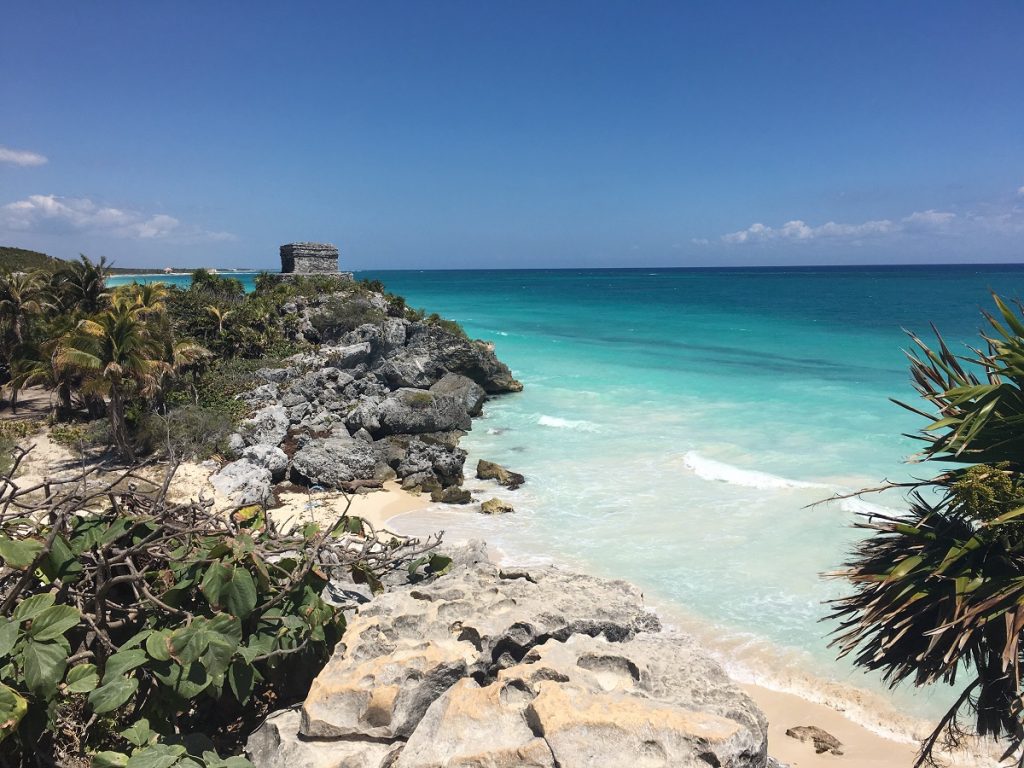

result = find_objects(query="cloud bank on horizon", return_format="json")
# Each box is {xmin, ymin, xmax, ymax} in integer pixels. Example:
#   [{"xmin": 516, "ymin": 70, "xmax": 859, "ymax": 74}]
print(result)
[
  {"xmin": 713, "ymin": 196, "xmax": 1024, "ymax": 246},
  {"xmin": 1, "ymin": 194, "xmax": 235, "ymax": 243}
]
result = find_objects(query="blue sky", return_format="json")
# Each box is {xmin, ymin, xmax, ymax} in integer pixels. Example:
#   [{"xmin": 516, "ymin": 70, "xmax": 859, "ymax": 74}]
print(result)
[{"xmin": 1, "ymin": 2, "xmax": 1022, "ymax": 269}]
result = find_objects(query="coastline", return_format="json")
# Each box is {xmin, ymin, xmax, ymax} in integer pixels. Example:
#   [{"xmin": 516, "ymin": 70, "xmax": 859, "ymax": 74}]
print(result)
[
  {"xmin": 381, "ymin": 497, "xmax": 1000, "ymax": 767},
  {"xmin": 5, "ymin": 417, "xmax": 996, "ymax": 766}
]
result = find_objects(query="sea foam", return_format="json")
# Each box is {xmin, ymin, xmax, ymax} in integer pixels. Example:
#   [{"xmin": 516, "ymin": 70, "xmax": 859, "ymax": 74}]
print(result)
[
  {"xmin": 682, "ymin": 451, "xmax": 828, "ymax": 490},
  {"xmin": 537, "ymin": 415, "xmax": 600, "ymax": 432}
]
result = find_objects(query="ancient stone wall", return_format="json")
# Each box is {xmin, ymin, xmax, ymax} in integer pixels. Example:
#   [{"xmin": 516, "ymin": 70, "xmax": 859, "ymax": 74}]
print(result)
[{"xmin": 280, "ymin": 242, "xmax": 340, "ymax": 274}]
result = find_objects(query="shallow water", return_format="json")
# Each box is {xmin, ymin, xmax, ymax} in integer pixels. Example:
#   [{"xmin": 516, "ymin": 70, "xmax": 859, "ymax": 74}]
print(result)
[
  {"xmin": 364, "ymin": 265, "xmax": 1024, "ymax": 727},
  {"xmin": 114, "ymin": 265, "xmax": 1024, "ymax": 728}
]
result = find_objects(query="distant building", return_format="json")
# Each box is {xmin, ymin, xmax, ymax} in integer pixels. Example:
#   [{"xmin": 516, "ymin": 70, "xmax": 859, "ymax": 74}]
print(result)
[
  {"xmin": 163, "ymin": 266, "xmax": 173, "ymax": 274},
  {"xmin": 280, "ymin": 242, "xmax": 339, "ymax": 274},
  {"xmin": 279, "ymin": 242, "xmax": 352, "ymax": 281}
]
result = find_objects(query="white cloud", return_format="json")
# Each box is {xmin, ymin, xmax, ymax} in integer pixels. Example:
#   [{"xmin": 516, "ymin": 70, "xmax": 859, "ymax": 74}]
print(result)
[
  {"xmin": 1017, "ymin": 185, "xmax": 1024, "ymax": 197},
  {"xmin": 0, "ymin": 194, "xmax": 234, "ymax": 242},
  {"xmin": 722, "ymin": 217, "xmax": 898, "ymax": 243},
  {"xmin": 0, "ymin": 146, "xmax": 48, "ymax": 167},
  {"xmin": 720, "ymin": 210, "xmax": 962, "ymax": 244}
]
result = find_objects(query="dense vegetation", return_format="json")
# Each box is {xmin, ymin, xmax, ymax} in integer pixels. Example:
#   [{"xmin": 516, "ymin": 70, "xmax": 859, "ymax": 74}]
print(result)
[
  {"xmin": 830, "ymin": 296, "xmax": 1024, "ymax": 766},
  {"xmin": 0, "ymin": 247, "xmax": 66, "ymax": 274},
  {"xmin": 0, "ymin": 257, "xmax": 455, "ymax": 766}
]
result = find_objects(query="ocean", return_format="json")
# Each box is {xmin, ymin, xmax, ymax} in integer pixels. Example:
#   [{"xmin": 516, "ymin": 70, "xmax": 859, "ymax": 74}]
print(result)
[{"xmin": 111, "ymin": 265, "xmax": 1024, "ymax": 730}]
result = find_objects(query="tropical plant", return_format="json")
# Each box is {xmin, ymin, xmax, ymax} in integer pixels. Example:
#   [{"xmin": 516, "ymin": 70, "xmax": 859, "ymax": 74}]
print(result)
[
  {"xmin": 56, "ymin": 299, "xmax": 166, "ymax": 460},
  {"xmin": 206, "ymin": 305, "xmax": 235, "ymax": 337},
  {"xmin": 0, "ymin": 450, "xmax": 446, "ymax": 766},
  {"xmin": 53, "ymin": 255, "xmax": 111, "ymax": 316},
  {"xmin": 0, "ymin": 270, "xmax": 53, "ymax": 346},
  {"xmin": 829, "ymin": 295, "xmax": 1024, "ymax": 765}
]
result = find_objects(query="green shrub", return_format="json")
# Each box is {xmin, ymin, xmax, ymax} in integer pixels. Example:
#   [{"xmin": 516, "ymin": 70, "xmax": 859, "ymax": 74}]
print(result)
[
  {"xmin": 425, "ymin": 313, "xmax": 468, "ymax": 339},
  {"xmin": 134, "ymin": 406, "xmax": 236, "ymax": 460},
  {"xmin": 0, "ymin": 464, "xmax": 447, "ymax": 765},
  {"xmin": 309, "ymin": 295, "xmax": 386, "ymax": 338}
]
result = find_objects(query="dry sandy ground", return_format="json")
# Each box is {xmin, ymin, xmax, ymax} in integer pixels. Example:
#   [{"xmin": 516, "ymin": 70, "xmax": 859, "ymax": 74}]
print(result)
[{"xmin": 6, "ymin": 429, "xmax": 996, "ymax": 767}]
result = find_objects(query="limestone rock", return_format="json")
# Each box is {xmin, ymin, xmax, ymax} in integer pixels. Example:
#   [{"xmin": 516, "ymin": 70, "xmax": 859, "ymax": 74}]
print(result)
[
  {"xmin": 239, "ymin": 405, "xmax": 289, "ymax": 448},
  {"xmin": 476, "ymin": 459, "xmax": 525, "ymax": 490},
  {"xmin": 397, "ymin": 678, "xmax": 555, "ymax": 768},
  {"xmin": 376, "ymin": 388, "xmax": 472, "ymax": 436},
  {"xmin": 785, "ymin": 725, "xmax": 843, "ymax": 755},
  {"xmin": 211, "ymin": 459, "xmax": 272, "ymax": 505},
  {"xmin": 246, "ymin": 708, "xmax": 393, "ymax": 768},
  {"xmin": 249, "ymin": 548, "xmax": 767, "ymax": 768},
  {"xmin": 301, "ymin": 639, "xmax": 476, "ymax": 740},
  {"xmin": 403, "ymin": 323, "xmax": 522, "ymax": 394},
  {"xmin": 291, "ymin": 434, "xmax": 388, "ymax": 490},
  {"xmin": 321, "ymin": 341, "xmax": 372, "ymax": 370},
  {"xmin": 430, "ymin": 486, "xmax": 472, "ymax": 504},
  {"xmin": 241, "ymin": 444, "xmax": 289, "ymax": 482},
  {"xmin": 481, "ymin": 497, "xmax": 515, "ymax": 514},
  {"xmin": 429, "ymin": 373, "xmax": 487, "ymax": 417}
]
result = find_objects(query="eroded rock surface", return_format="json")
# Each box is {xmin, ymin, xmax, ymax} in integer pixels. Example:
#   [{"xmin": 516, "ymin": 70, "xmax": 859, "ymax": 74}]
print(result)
[{"xmin": 247, "ymin": 546, "xmax": 769, "ymax": 768}]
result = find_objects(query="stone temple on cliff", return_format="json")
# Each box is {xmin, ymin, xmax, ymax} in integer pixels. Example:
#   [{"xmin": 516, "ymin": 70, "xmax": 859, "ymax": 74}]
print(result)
[{"xmin": 279, "ymin": 242, "xmax": 352, "ymax": 281}]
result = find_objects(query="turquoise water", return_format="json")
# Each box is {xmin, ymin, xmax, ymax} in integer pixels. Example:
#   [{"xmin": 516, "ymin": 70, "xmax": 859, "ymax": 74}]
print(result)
[{"xmin": 113, "ymin": 266, "xmax": 1024, "ymax": 728}]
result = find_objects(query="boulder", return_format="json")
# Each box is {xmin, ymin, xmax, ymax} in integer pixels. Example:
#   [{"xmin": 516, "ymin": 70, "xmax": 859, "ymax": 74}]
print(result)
[
  {"xmin": 477, "ymin": 459, "xmax": 525, "ymax": 490},
  {"xmin": 393, "ymin": 436, "xmax": 467, "ymax": 488},
  {"xmin": 241, "ymin": 444, "xmax": 289, "ymax": 483},
  {"xmin": 430, "ymin": 486, "xmax": 472, "ymax": 504},
  {"xmin": 430, "ymin": 372, "xmax": 487, "ymax": 417},
  {"xmin": 239, "ymin": 405, "xmax": 289, "ymax": 448},
  {"xmin": 211, "ymin": 459, "xmax": 272, "ymax": 505},
  {"xmin": 785, "ymin": 725, "xmax": 843, "ymax": 755},
  {"xmin": 403, "ymin": 323, "xmax": 523, "ymax": 394},
  {"xmin": 291, "ymin": 434, "xmax": 389, "ymax": 490},
  {"xmin": 379, "ymin": 353, "xmax": 443, "ymax": 390},
  {"xmin": 481, "ymin": 497, "xmax": 515, "ymax": 515},
  {"xmin": 246, "ymin": 709, "xmax": 394, "ymax": 768},
  {"xmin": 376, "ymin": 389, "xmax": 472, "ymax": 436},
  {"xmin": 320, "ymin": 341, "xmax": 372, "ymax": 370}
]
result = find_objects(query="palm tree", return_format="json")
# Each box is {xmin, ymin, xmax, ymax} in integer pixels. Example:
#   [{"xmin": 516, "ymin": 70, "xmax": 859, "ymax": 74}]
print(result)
[
  {"xmin": 57, "ymin": 298, "xmax": 166, "ymax": 460},
  {"xmin": 829, "ymin": 295, "xmax": 1024, "ymax": 766},
  {"xmin": 205, "ymin": 304, "xmax": 234, "ymax": 336},
  {"xmin": 0, "ymin": 270, "xmax": 53, "ymax": 345},
  {"xmin": 53, "ymin": 255, "xmax": 111, "ymax": 315}
]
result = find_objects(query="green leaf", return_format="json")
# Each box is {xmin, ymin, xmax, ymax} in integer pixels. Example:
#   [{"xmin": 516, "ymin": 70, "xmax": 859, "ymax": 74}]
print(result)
[
  {"xmin": 0, "ymin": 536, "xmax": 44, "ymax": 570},
  {"xmin": 200, "ymin": 561, "xmax": 231, "ymax": 608},
  {"xmin": 65, "ymin": 663, "xmax": 100, "ymax": 693},
  {"xmin": 227, "ymin": 659, "xmax": 254, "ymax": 704},
  {"xmin": 0, "ymin": 683, "xmax": 28, "ymax": 742},
  {"xmin": 28, "ymin": 605, "xmax": 80, "ymax": 641},
  {"xmin": 102, "ymin": 648, "xmax": 148, "ymax": 685},
  {"xmin": 40, "ymin": 535, "xmax": 83, "ymax": 582},
  {"xmin": 150, "ymin": 659, "xmax": 210, "ymax": 700},
  {"xmin": 92, "ymin": 752, "xmax": 130, "ymax": 768},
  {"xmin": 0, "ymin": 618, "xmax": 18, "ymax": 658},
  {"xmin": 13, "ymin": 593, "xmax": 55, "ymax": 623},
  {"xmin": 124, "ymin": 744, "xmax": 187, "ymax": 768},
  {"xmin": 23, "ymin": 639, "xmax": 69, "ymax": 697},
  {"xmin": 221, "ymin": 567, "xmax": 257, "ymax": 618},
  {"xmin": 88, "ymin": 677, "xmax": 139, "ymax": 714},
  {"xmin": 119, "ymin": 718, "xmax": 154, "ymax": 748},
  {"xmin": 145, "ymin": 629, "xmax": 173, "ymax": 662},
  {"xmin": 428, "ymin": 554, "xmax": 453, "ymax": 576}
]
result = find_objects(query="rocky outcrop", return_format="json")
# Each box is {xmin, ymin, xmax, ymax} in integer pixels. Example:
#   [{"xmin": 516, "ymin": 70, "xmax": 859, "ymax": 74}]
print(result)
[
  {"xmin": 477, "ymin": 459, "xmax": 526, "ymax": 490},
  {"xmin": 211, "ymin": 459, "xmax": 272, "ymax": 505},
  {"xmin": 247, "ymin": 545, "xmax": 769, "ymax": 768},
  {"xmin": 211, "ymin": 286, "xmax": 522, "ymax": 504}
]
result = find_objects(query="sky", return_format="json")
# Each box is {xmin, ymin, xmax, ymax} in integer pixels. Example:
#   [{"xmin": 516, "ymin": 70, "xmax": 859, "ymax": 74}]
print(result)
[{"xmin": 1, "ymin": 2, "xmax": 1022, "ymax": 270}]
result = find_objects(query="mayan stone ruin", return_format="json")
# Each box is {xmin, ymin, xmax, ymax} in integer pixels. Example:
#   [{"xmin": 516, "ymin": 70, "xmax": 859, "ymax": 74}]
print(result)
[{"xmin": 279, "ymin": 242, "xmax": 353, "ymax": 280}]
